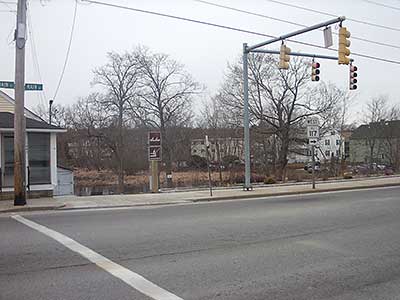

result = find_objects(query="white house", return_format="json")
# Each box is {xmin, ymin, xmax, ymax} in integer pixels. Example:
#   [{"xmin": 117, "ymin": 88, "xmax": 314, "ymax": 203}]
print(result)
[
  {"xmin": 0, "ymin": 91, "xmax": 66, "ymax": 198},
  {"xmin": 287, "ymin": 130, "xmax": 343, "ymax": 164}
]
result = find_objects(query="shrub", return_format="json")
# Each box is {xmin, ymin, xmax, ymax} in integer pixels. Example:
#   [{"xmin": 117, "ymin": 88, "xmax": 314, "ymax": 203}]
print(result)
[
  {"xmin": 343, "ymin": 172, "xmax": 353, "ymax": 179},
  {"xmin": 264, "ymin": 176, "xmax": 276, "ymax": 184}
]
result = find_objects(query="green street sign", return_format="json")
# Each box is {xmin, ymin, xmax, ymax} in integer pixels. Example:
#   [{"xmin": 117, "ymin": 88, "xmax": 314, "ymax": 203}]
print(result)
[
  {"xmin": 24, "ymin": 83, "xmax": 43, "ymax": 91},
  {"xmin": 0, "ymin": 81, "xmax": 43, "ymax": 91},
  {"xmin": 0, "ymin": 81, "xmax": 14, "ymax": 89}
]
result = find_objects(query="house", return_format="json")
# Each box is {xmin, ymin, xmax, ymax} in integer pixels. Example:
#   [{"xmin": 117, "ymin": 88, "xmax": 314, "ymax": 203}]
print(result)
[
  {"xmin": 349, "ymin": 120, "xmax": 400, "ymax": 169},
  {"xmin": 190, "ymin": 128, "xmax": 244, "ymax": 163},
  {"xmin": 0, "ymin": 90, "xmax": 66, "ymax": 199},
  {"xmin": 287, "ymin": 129, "xmax": 344, "ymax": 164}
]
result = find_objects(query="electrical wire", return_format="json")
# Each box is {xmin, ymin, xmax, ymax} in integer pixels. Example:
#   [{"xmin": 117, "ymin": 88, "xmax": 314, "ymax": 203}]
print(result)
[
  {"xmin": 81, "ymin": 0, "xmax": 400, "ymax": 65},
  {"xmin": 53, "ymin": 0, "xmax": 78, "ymax": 100},
  {"xmin": 27, "ymin": 1, "xmax": 47, "ymax": 106},
  {"xmin": 194, "ymin": 0, "xmax": 400, "ymax": 50},
  {"xmin": 361, "ymin": 0, "xmax": 400, "ymax": 11},
  {"xmin": 264, "ymin": 0, "xmax": 400, "ymax": 32},
  {"xmin": 0, "ymin": 0, "xmax": 14, "ymax": 9}
]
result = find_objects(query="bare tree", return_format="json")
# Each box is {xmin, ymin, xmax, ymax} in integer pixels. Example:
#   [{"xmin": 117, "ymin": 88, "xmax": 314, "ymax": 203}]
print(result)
[
  {"xmin": 218, "ymin": 54, "xmax": 339, "ymax": 181},
  {"xmin": 92, "ymin": 51, "xmax": 141, "ymax": 193},
  {"xmin": 34, "ymin": 102, "xmax": 68, "ymax": 127},
  {"xmin": 130, "ymin": 47, "xmax": 201, "ymax": 187}
]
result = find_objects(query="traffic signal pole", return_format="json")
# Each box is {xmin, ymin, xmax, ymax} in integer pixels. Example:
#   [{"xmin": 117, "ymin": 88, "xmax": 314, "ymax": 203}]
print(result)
[
  {"xmin": 242, "ymin": 43, "xmax": 251, "ymax": 190},
  {"xmin": 242, "ymin": 16, "xmax": 346, "ymax": 190},
  {"xmin": 14, "ymin": 0, "xmax": 27, "ymax": 206}
]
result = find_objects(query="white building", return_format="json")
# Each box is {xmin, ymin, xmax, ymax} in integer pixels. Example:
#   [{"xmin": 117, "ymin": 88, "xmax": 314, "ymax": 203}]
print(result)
[
  {"xmin": 287, "ymin": 130, "xmax": 344, "ymax": 164},
  {"xmin": 0, "ymin": 91, "xmax": 66, "ymax": 199}
]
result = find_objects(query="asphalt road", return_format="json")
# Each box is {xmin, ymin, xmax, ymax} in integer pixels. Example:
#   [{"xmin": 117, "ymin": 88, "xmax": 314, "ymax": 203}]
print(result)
[{"xmin": 1, "ymin": 186, "xmax": 400, "ymax": 300}]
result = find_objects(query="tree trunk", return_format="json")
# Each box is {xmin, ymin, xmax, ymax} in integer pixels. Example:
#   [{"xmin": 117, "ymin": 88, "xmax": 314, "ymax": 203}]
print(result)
[
  {"xmin": 277, "ymin": 134, "xmax": 289, "ymax": 182},
  {"xmin": 216, "ymin": 140, "xmax": 223, "ymax": 184}
]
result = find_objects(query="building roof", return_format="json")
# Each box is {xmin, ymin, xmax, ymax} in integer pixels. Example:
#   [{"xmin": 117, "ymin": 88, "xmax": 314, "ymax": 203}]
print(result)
[
  {"xmin": 0, "ymin": 90, "xmax": 44, "ymax": 121},
  {"xmin": 0, "ymin": 112, "xmax": 65, "ymax": 132},
  {"xmin": 351, "ymin": 120, "xmax": 400, "ymax": 139}
]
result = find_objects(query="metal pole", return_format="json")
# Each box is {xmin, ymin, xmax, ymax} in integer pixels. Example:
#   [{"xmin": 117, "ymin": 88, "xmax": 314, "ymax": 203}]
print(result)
[
  {"xmin": 14, "ymin": 0, "xmax": 27, "ymax": 206},
  {"xmin": 247, "ymin": 16, "xmax": 345, "ymax": 51},
  {"xmin": 251, "ymin": 49, "xmax": 354, "ymax": 63},
  {"xmin": 311, "ymin": 145, "xmax": 316, "ymax": 189},
  {"xmin": 243, "ymin": 43, "xmax": 251, "ymax": 190},
  {"xmin": 205, "ymin": 135, "xmax": 213, "ymax": 197}
]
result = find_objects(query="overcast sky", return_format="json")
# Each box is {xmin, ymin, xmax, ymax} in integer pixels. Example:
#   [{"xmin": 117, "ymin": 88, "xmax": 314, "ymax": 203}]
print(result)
[{"xmin": 1, "ymin": 0, "xmax": 399, "ymax": 122}]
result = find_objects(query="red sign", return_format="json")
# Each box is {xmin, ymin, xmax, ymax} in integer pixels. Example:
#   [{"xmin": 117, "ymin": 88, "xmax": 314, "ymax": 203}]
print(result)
[{"xmin": 148, "ymin": 131, "xmax": 161, "ymax": 161}]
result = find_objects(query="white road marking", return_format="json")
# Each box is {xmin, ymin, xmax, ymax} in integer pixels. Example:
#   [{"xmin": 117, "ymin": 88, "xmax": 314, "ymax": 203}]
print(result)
[{"xmin": 12, "ymin": 215, "xmax": 183, "ymax": 300}]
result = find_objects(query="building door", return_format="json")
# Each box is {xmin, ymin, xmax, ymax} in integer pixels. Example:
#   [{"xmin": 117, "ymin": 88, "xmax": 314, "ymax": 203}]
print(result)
[{"xmin": 2, "ymin": 134, "xmax": 14, "ymax": 187}]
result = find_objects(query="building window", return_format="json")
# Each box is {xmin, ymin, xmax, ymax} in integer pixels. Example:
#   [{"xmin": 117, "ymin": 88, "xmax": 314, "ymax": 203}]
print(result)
[
  {"xmin": 28, "ymin": 133, "xmax": 51, "ymax": 184},
  {"xmin": 336, "ymin": 150, "xmax": 340, "ymax": 156},
  {"xmin": 325, "ymin": 139, "xmax": 330, "ymax": 146},
  {"xmin": 2, "ymin": 134, "xmax": 14, "ymax": 187},
  {"xmin": 325, "ymin": 150, "xmax": 330, "ymax": 157},
  {"xmin": 336, "ymin": 139, "xmax": 340, "ymax": 145}
]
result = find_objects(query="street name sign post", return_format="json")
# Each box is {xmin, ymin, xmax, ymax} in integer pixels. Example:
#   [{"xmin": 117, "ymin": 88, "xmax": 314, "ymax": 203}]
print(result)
[
  {"xmin": 148, "ymin": 131, "xmax": 161, "ymax": 193},
  {"xmin": 307, "ymin": 117, "xmax": 320, "ymax": 189}
]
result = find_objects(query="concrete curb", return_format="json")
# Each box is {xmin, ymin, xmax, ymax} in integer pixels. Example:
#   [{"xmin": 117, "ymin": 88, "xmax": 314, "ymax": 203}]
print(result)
[
  {"xmin": 57, "ymin": 201, "xmax": 190, "ymax": 211},
  {"xmin": 190, "ymin": 182, "xmax": 400, "ymax": 203},
  {"xmin": 0, "ymin": 204, "xmax": 66, "ymax": 213}
]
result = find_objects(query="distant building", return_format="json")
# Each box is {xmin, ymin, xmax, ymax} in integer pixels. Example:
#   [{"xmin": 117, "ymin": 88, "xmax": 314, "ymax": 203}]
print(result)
[
  {"xmin": 190, "ymin": 128, "xmax": 244, "ymax": 164},
  {"xmin": 191, "ymin": 137, "xmax": 244, "ymax": 162},
  {"xmin": 287, "ymin": 129, "xmax": 345, "ymax": 164},
  {"xmin": 349, "ymin": 120, "xmax": 400, "ymax": 169}
]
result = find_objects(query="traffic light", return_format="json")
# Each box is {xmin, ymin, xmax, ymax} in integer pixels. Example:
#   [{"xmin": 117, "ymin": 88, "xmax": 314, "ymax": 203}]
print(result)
[
  {"xmin": 311, "ymin": 61, "xmax": 320, "ymax": 81},
  {"xmin": 349, "ymin": 64, "xmax": 358, "ymax": 90},
  {"xmin": 279, "ymin": 43, "xmax": 291, "ymax": 69},
  {"xmin": 338, "ymin": 26, "xmax": 351, "ymax": 65}
]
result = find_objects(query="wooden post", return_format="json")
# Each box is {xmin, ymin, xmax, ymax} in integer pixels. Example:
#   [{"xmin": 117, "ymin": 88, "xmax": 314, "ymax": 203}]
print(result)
[{"xmin": 151, "ymin": 160, "xmax": 159, "ymax": 193}]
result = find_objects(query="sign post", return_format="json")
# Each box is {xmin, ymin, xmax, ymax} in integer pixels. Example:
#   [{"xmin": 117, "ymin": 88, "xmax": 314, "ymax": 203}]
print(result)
[
  {"xmin": 148, "ymin": 131, "xmax": 161, "ymax": 193},
  {"xmin": 307, "ymin": 117, "xmax": 320, "ymax": 189},
  {"xmin": 205, "ymin": 135, "xmax": 213, "ymax": 197}
]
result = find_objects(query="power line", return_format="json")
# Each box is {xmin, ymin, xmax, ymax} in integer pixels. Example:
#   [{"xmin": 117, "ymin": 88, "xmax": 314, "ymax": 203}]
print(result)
[
  {"xmin": 361, "ymin": 0, "xmax": 400, "ymax": 11},
  {"xmin": 264, "ymin": 0, "xmax": 400, "ymax": 32},
  {"xmin": 0, "ymin": 0, "xmax": 14, "ymax": 10},
  {"xmin": 81, "ymin": 0, "xmax": 400, "ymax": 65},
  {"xmin": 27, "ymin": 1, "xmax": 47, "ymax": 106},
  {"xmin": 194, "ymin": 0, "xmax": 400, "ymax": 50},
  {"xmin": 53, "ymin": 0, "xmax": 78, "ymax": 100}
]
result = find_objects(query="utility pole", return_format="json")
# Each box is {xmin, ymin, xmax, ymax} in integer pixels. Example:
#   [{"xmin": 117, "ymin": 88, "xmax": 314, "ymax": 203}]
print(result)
[{"xmin": 14, "ymin": 0, "xmax": 27, "ymax": 206}]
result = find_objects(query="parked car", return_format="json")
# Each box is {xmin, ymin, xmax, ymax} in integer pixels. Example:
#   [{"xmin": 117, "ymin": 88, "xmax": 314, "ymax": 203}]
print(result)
[{"xmin": 304, "ymin": 161, "xmax": 321, "ymax": 173}]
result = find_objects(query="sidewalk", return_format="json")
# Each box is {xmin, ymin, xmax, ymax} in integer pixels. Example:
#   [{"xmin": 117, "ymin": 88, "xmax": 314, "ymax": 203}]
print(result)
[{"xmin": 1, "ymin": 175, "xmax": 400, "ymax": 213}]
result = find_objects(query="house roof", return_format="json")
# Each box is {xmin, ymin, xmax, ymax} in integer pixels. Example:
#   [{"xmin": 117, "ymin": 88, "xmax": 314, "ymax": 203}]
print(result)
[
  {"xmin": 0, "ymin": 112, "xmax": 65, "ymax": 132},
  {"xmin": 0, "ymin": 90, "xmax": 45, "ymax": 121},
  {"xmin": 351, "ymin": 120, "xmax": 400, "ymax": 139}
]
